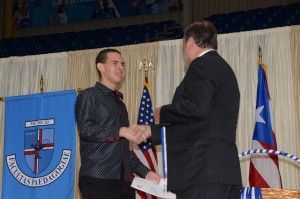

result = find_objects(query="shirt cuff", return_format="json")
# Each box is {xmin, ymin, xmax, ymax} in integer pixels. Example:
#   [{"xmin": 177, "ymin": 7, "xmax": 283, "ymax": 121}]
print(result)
[{"xmin": 107, "ymin": 136, "xmax": 120, "ymax": 142}]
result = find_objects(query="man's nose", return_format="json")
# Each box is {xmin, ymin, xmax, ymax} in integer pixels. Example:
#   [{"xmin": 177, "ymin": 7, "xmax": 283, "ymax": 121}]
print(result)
[{"xmin": 118, "ymin": 64, "xmax": 124, "ymax": 69}]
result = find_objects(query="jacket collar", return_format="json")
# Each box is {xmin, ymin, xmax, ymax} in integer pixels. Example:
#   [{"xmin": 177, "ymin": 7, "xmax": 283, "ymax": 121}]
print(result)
[{"xmin": 95, "ymin": 82, "xmax": 123, "ymax": 100}]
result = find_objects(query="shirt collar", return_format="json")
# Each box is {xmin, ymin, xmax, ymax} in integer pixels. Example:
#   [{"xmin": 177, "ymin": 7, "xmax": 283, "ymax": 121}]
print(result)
[
  {"xmin": 198, "ymin": 49, "xmax": 215, "ymax": 57},
  {"xmin": 95, "ymin": 82, "xmax": 123, "ymax": 100},
  {"xmin": 115, "ymin": 90, "xmax": 124, "ymax": 100}
]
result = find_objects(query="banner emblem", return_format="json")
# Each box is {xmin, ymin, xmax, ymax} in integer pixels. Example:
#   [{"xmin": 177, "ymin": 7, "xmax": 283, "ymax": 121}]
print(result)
[{"xmin": 24, "ymin": 128, "xmax": 54, "ymax": 174}]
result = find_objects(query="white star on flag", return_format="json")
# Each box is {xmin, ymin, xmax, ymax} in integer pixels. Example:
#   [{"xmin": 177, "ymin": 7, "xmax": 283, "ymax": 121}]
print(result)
[{"xmin": 255, "ymin": 106, "xmax": 266, "ymax": 124}]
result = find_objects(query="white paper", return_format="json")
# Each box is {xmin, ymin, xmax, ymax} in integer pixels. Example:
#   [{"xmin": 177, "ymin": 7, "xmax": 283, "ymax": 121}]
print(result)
[{"xmin": 131, "ymin": 177, "xmax": 176, "ymax": 199}]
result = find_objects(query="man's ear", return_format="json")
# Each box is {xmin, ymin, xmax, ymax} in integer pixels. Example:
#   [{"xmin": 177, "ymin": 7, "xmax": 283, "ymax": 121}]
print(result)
[
  {"xmin": 188, "ymin": 37, "xmax": 196, "ymax": 45},
  {"xmin": 97, "ymin": 63, "xmax": 104, "ymax": 73}
]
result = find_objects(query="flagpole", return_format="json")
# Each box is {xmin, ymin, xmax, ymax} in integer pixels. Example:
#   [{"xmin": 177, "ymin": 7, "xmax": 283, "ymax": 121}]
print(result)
[
  {"xmin": 0, "ymin": 81, "xmax": 81, "ymax": 101},
  {"xmin": 258, "ymin": 44, "xmax": 262, "ymax": 63},
  {"xmin": 161, "ymin": 127, "xmax": 167, "ymax": 193},
  {"xmin": 249, "ymin": 44, "xmax": 282, "ymax": 189},
  {"xmin": 40, "ymin": 74, "xmax": 44, "ymax": 93}
]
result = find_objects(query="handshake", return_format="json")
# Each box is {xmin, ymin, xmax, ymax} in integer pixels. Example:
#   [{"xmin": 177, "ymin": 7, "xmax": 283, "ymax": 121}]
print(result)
[
  {"xmin": 119, "ymin": 107, "xmax": 161, "ymax": 144},
  {"xmin": 119, "ymin": 124, "xmax": 152, "ymax": 144}
]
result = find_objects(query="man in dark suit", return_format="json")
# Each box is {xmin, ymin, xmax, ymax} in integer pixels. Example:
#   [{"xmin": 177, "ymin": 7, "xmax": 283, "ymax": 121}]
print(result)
[{"xmin": 133, "ymin": 20, "xmax": 242, "ymax": 199}]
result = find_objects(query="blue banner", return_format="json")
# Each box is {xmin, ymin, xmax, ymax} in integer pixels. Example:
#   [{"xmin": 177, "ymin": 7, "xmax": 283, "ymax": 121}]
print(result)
[{"xmin": 2, "ymin": 90, "xmax": 76, "ymax": 199}]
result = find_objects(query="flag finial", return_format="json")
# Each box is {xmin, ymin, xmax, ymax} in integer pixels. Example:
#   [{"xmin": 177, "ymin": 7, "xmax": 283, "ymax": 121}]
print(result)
[
  {"xmin": 258, "ymin": 44, "xmax": 262, "ymax": 63},
  {"xmin": 139, "ymin": 59, "xmax": 155, "ymax": 83},
  {"xmin": 76, "ymin": 88, "xmax": 82, "ymax": 95}
]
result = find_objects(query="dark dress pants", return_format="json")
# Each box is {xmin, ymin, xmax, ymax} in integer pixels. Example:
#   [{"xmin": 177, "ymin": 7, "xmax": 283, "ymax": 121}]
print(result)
[
  {"xmin": 79, "ymin": 177, "xmax": 135, "ymax": 199},
  {"xmin": 174, "ymin": 183, "xmax": 242, "ymax": 199}
]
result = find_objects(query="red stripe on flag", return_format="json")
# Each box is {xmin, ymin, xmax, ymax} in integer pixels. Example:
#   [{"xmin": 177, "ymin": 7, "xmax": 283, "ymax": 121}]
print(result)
[
  {"xmin": 260, "ymin": 132, "xmax": 280, "ymax": 166},
  {"xmin": 249, "ymin": 161, "xmax": 269, "ymax": 188},
  {"xmin": 143, "ymin": 150, "xmax": 156, "ymax": 172},
  {"xmin": 136, "ymin": 189, "xmax": 148, "ymax": 199},
  {"xmin": 136, "ymin": 189, "xmax": 158, "ymax": 199},
  {"xmin": 152, "ymin": 146, "xmax": 158, "ymax": 163}
]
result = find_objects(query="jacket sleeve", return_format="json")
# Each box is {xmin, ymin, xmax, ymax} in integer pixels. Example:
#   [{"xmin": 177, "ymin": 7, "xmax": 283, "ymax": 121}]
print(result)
[
  {"xmin": 160, "ymin": 59, "xmax": 216, "ymax": 125},
  {"xmin": 75, "ymin": 90, "xmax": 120, "ymax": 143},
  {"xmin": 129, "ymin": 152, "xmax": 150, "ymax": 178}
]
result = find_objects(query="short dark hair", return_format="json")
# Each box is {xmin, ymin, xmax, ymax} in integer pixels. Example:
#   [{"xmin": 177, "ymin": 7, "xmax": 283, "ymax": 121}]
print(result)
[
  {"xmin": 95, "ymin": 48, "xmax": 121, "ymax": 78},
  {"xmin": 184, "ymin": 20, "xmax": 218, "ymax": 50},
  {"xmin": 95, "ymin": 48, "xmax": 121, "ymax": 65}
]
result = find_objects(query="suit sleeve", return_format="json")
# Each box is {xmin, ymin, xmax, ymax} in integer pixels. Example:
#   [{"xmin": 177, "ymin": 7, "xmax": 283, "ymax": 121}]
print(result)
[
  {"xmin": 160, "ymin": 59, "xmax": 216, "ymax": 125},
  {"xmin": 129, "ymin": 152, "xmax": 150, "ymax": 178}
]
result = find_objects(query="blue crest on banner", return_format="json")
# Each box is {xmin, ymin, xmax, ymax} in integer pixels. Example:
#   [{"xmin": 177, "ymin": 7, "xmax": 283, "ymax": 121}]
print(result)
[{"xmin": 24, "ymin": 128, "xmax": 54, "ymax": 174}]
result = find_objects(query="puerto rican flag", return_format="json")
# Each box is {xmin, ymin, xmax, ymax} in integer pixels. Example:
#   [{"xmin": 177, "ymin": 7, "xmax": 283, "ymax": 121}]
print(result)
[
  {"xmin": 249, "ymin": 62, "xmax": 282, "ymax": 188},
  {"xmin": 132, "ymin": 82, "xmax": 158, "ymax": 199}
]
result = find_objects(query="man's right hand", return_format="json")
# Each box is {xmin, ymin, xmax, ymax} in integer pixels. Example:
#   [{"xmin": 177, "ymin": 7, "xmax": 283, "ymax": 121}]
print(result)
[
  {"xmin": 132, "ymin": 124, "xmax": 152, "ymax": 141},
  {"xmin": 119, "ymin": 125, "xmax": 145, "ymax": 144}
]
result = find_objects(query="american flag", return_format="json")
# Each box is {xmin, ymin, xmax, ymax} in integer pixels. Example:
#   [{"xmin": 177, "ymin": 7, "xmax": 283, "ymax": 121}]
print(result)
[
  {"xmin": 132, "ymin": 82, "xmax": 158, "ymax": 199},
  {"xmin": 249, "ymin": 62, "xmax": 282, "ymax": 188}
]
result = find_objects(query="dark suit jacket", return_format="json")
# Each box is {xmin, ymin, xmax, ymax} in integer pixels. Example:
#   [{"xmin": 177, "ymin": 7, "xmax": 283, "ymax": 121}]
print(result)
[{"xmin": 151, "ymin": 50, "xmax": 242, "ymax": 191}]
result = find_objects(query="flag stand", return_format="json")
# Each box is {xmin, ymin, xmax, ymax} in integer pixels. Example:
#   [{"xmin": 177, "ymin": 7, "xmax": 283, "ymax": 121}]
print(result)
[
  {"xmin": 134, "ymin": 58, "xmax": 158, "ymax": 199},
  {"xmin": 248, "ymin": 44, "xmax": 282, "ymax": 189}
]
